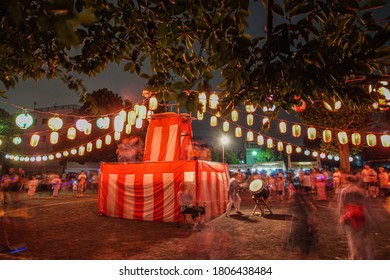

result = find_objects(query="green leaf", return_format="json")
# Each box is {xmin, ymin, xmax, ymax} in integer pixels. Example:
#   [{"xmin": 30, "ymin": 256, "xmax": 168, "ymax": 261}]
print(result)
[
  {"xmin": 272, "ymin": 4, "xmax": 284, "ymax": 16},
  {"xmin": 171, "ymin": 81, "xmax": 188, "ymax": 93},
  {"xmin": 361, "ymin": 0, "xmax": 385, "ymax": 11}
]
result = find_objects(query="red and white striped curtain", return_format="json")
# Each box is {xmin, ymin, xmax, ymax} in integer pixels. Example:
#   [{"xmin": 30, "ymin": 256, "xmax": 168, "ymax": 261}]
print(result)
[
  {"xmin": 98, "ymin": 161, "xmax": 229, "ymax": 222},
  {"xmin": 144, "ymin": 113, "xmax": 192, "ymax": 162}
]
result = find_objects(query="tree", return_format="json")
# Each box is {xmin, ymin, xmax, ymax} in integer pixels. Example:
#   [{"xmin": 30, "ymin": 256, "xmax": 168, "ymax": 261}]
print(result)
[
  {"xmin": 297, "ymin": 100, "xmax": 374, "ymax": 172},
  {"xmin": 255, "ymin": 147, "xmax": 282, "ymax": 162},
  {"xmin": 211, "ymin": 147, "xmax": 240, "ymax": 164},
  {"xmin": 1, "ymin": 0, "xmax": 388, "ymax": 113},
  {"xmin": 53, "ymin": 88, "xmax": 147, "ymax": 164},
  {"xmin": 0, "ymin": 107, "xmax": 18, "ymax": 156}
]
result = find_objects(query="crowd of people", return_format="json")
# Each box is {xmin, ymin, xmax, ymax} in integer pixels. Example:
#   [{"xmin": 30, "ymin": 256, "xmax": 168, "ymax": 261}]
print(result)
[
  {"xmin": 226, "ymin": 164, "xmax": 390, "ymax": 203},
  {"xmin": 0, "ymin": 164, "xmax": 97, "ymax": 204},
  {"xmin": 224, "ymin": 164, "xmax": 389, "ymax": 259}
]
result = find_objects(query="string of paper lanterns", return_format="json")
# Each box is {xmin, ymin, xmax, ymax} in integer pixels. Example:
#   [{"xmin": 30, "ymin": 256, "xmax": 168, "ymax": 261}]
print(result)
[{"xmin": 2, "ymin": 130, "xmax": 117, "ymax": 163}]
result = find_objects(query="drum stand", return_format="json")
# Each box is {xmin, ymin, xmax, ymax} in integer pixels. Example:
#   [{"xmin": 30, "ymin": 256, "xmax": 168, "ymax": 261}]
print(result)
[{"xmin": 251, "ymin": 196, "xmax": 273, "ymax": 216}]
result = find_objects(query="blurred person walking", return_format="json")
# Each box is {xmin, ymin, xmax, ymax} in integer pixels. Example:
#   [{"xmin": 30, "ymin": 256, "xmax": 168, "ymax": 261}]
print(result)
[
  {"xmin": 361, "ymin": 164, "xmax": 378, "ymax": 198},
  {"xmin": 27, "ymin": 176, "xmax": 39, "ymax": 199},
  {"xmin": 338, "ymin": 175, "xmax": 375, "ymax": 259},
  {"xmin": 225, "ymin": 172, "xmax": 243, "ymax": 217},
  {"xmin": 50, "ymin": 174, "xmax": 62, "ymax": 198},
  {"xmin": 333, "ymin": 168, "xmax": 341, "ymax": 194},
  {"xmin": 378, "ymin": 167, "xmax": 390, "ymax": 213},
  {"xmin": 286, "ymin": 185, "xmax": 318, "ymax": 259},
  {"xmin": 313, "ymin": 169, "xmax": 327, "ymax": 201}
]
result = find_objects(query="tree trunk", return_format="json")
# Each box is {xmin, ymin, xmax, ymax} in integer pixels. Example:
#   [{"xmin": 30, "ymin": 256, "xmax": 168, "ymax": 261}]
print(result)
[
  {"xmin": 266, "ymin": 0, "xmax": 274, "ymax": 41},
  {"xmin": 339, "ymin": 144, "xmax": 350, "ymax": 173}
]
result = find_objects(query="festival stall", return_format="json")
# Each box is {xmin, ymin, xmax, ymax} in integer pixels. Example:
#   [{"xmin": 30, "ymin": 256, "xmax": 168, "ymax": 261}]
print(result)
[{"xmin": 98, "ymin": 113, "xmax": 229, "ymax": 223}]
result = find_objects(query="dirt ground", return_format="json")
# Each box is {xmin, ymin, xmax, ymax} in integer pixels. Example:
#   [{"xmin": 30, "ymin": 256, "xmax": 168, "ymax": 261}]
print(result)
[{"xmin": 1, "ymin": 188, "xmax": 389, "ymax": 260}]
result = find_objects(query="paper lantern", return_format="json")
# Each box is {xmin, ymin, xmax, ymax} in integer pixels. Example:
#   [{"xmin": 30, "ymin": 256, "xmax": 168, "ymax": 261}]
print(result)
[
  {"xmin": 286, "ymin": 144, "xmax": 292, "ymax": 154},
  {"xmin": 307, "ymin": 127, "xmax": 316, "ymax": 140},
  {"xmin": 304, "ymin": 150, "xmax": 310, "ymax": 156},
  {"xmin": 210, "ymin": 116, "xmax": 217, "ymax": 127},
  {"xmin": 231, "ymin": 109, "xmax": 238, "ymax": 122},
  {"xmin": 55, "ymin": 153, "xmax": 62, "ymax": 159},
  {"xmin": 375, "ymin": 82, "xmax": 390, "ymax": 111},
  {"xmin": 292, "ymin": 124, "xmax": 301, "ymax": 138},
  {"xmin": 76, "ymin": 118, "xmax": 89, "ymax": 132},
  {"xmin": 87, "ymin": 142, "xmax": 93, "ymax": 152},
  {"xmin": 117, "ymin": 109, "xmax": 125, "ymax": 122},
  {"xmin": 139, "ymin": 105, "xmax": 147, "ymax": 119},
  {"xmin": 63, "ymin": 151, "xmax": 69, "ymax": 157},
  {"xmin": 246, "ymin": 131, "xmax": 254, "ymax": 142},
  {"xmin": 105, "ymin": 135, "xmax": 112, "ymax": 145},
  {"xmin": 223, "ymin": 121, "xmax": 229, "ymax": 132},
  {"xmin": 320, "ymin": 153, "xmax": 326, "ymax": 159},
  {"xmin": 127, "ymin": 111, "xmax": 136, "ymax": 125},
  {"xmin": 70, "ymin": 149, "xmax": 77, "ymax": 155},
  {"xmin": 134, "ymin": 104, "xmax": 140, "ymax": 116},
  {"xmin": 312, "ymin": 151, "xmax": 318, "ymax": 157},
  {"xmin": 209, "ymin": 93, "xmax": 219, "ymax": 109},
  {"xmin": 366, "ymin": 134, "xmax": 377, "ymax": 147},
  {"xmin": 292, "ymin": 97, "xmax": 307, "ymax": 112},
  {"xmin": 13, "ymin": 136, "xmax": 22, "ymax": 145},
  {"xmin": 323, "ymin": 98, "xmax": 342, "ymax": 112},
  {"xmin": 149, "ymin": 96, "xmax": 158, "ymax": 110},
  {"xmin": 351, "ymin": 132, "xmax": 361, "ymax": 146},
  {"xmin": 96, "ymin": 116, "xmax": 110, "ymax": 129},
  {"xmin": 48, "ymin": 115, "xmax": 63, "ymax": 131},
  {"xmin": 337, "ymin": 131, "xmax": 348, "ymax": 144},
  {"xmin": 147, "ymin": 109, "xmax": 153, "ymax": 120},
  {"xmin": 114, "ymin": 131, "xmax": 121, "ymax": 141},
  {"xmin": 114, "ymin": 115, "xmax": 124, "ymax": 132},
  {"xmin": 380, "ymin": 135, "xmax": 390, "ymax": 147},
  {"xmin": 16, "ymin": 112, "xmax": 33, "ymax": 129},
  {"xmin": 50, "ymin": 132, "xmax": 59, "ymax": 144},
  {"xmin": 36, "ymin": 156, "xmax": 42, "ymax": 162},
  {"xmin": 30, "ymin": 134, "xmax": 40, "ymax": 147},
  {"xmin": 198, "ymin": 92, "xmax": 207, "ymax": 112},
  {"xmin": 247, "ymin": 114, "xmax": 253, "ymax": 126},
  {"xmin": 262, "ymin": 117, "xmax": 270, "ymax": 130},
  {"xmin": 48, "ymin": 155, "xmax": 55, "ymax": 160},
  {"xmin": 267, "ymin": 138, "xmax": 273, "ymax": 148},
  {"xmin": 323, "ymin": 129, "xmax": 332, "ymax": 143},
  {"xmin": 84, "ymin": 122, "xmax": 92, "ymax": 135},
  {"xmin": 279, "ymin": 122, "xmax": 287, "ymax": 134},
  {"xmin": 67, "ymin": 127, "xmax": 76, "ymax": 140},
  {"xmin": 296, "ymin": 147, "xmax": 302, "ymax": 153},
  {"xmin": 125, "ymin": 124, "xmax": 132, "ymax": 134},
  {"xmin": 257, "ymin": 135, "xmax": 264, "ymax": 146},
  {"xmin": 334, "ymin": 155, "xmax": 340, "ymax": 161},
  {"xmin": 327, "ymin": 155, "xmax": 333, "ymax": 160},
  {"xmin": 96, "ymin": 139, "xmax": 102, "ymax": 149},
  {"xmin": 197, "ymin": 111, "xmax": 204, "ymax": 120},
  {"xmin": 235, "ymin": 127, "xmax": 242, "ymax": 138},
  {"xmin": 135, "ymin": 118, "xmax": 143, "ymax": 128},
  {"xmin": 245, "ymin": 103, "xmax": 255, "ymax": 113},
  {"xmin": 78, "ymin": 146, "xmax": 85, "ymax": 156},
  {"xmin": 277, "ymin": 142, "xmax": 283, "ymax": 151},
  {"xmin": 263, "ymin": 105, "xmax": 276, "ymax": 112}
]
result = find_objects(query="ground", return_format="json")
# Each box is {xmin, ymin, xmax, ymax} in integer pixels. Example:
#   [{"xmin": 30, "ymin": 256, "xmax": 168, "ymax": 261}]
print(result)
[{"xmin": 0, "ymin": 188, "xmax": 389, "ymax": 260}]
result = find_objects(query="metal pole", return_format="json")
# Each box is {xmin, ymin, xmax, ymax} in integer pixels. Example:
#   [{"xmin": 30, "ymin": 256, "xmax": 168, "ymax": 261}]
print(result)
[{"xmin": 222, "ymin": 144, "xmax": 225, "ymax": 163}]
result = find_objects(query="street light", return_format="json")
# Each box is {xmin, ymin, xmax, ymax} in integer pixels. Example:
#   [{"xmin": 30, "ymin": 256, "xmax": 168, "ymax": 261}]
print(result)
[{"xmin": 221, "ymin": 136, "xmax": 229, "ymax": 163}]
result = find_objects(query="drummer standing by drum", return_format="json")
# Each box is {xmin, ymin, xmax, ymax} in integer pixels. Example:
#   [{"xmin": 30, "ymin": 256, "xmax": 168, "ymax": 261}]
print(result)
[{"xmin": 225, "ymin": 172, "xmax": 243, "ymax": 217}]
